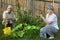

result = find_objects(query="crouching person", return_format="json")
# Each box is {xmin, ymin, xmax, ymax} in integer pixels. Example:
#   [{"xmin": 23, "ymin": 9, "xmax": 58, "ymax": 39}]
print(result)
[
  {"xmin": 2, "ymin": 5, "xmax": 17, "ymax": 27},
  {"xmin": 40, "ymin": 5, "xmax": 59, "ymax": 39}
]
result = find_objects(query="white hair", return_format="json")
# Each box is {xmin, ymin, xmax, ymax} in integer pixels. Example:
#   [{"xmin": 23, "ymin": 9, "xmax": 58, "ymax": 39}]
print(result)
[{"xmin": 7, "ymin": 5, "xmax": 13, "ymax": 9}]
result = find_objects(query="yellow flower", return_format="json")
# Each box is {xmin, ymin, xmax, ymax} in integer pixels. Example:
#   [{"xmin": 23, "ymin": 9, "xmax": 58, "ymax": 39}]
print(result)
[{"xmin": 3, "ymin": 27, "xmax": 11, "ymax": 35}]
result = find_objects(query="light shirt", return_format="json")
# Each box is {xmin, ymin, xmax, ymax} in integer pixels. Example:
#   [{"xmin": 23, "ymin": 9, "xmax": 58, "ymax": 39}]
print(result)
[
  {"xmin": 46, "ymin": 13, "xmax": 59, "ymax": 30},
  {"xmin": 3, "ymin": 11, "xmax": 16, "ymax": 19},
  {"xmin": 2, "ymin": 11, "xmax": 16, "ymax": 24}
]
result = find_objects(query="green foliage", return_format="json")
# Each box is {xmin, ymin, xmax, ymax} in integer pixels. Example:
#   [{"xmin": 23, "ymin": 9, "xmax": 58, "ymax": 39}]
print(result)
[
  {"xmin": 31, "ymin": 25, "xmax": 40, "ymax": 30},
  {"xmin": 12, "ymin": 24, "xmax": 23, "ymax": 32},
  {"xmin": 11, "ymin": 23, "xmax": 41, "ymax": 38},
  {"xmin": 17, "ymin": 10, "xmax": 44, "ymax": 26},
  {"xmin": 24, "ymin": 25, "xmax": 31, "ymax": 30},
  {"xmin": 17, "ymin": 31, "xmax": 25, "ymax": 37},
  {"xmin": 11, "ymin": 1, "xmax": 45, "ymax": 38},
  {"xmin": 11, "ymin": 32, "xmax": 17, "ymax": 37},
  {"xmin": 10, "ymin": 7, "xmax": 45, "ymax": 38}
]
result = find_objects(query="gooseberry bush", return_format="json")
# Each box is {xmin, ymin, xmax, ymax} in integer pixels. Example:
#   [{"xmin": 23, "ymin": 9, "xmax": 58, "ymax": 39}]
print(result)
[
  {"xmin": 10, "ymin": 3, "xmax": 45, "ymax": 38},
  {"xmin": 11, "ymin": 9, "xmax": 45, "ymax": 38}
]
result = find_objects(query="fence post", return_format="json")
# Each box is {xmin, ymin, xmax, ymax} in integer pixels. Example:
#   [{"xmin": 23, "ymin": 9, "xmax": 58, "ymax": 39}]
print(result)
[{"xmin": 27, "ymin": 0, "xmax": 34, "ymax": 16}]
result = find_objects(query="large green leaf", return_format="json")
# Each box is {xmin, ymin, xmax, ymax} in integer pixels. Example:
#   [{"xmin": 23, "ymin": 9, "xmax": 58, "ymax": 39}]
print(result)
[
  {"xmin": 12, "ymin": 24, "xmax": 23, "ymax": 32},
  {"xmin": 24, "ymin": 25, "xmax": 31, "ymax": 30},
  {"xmin": 17, "ymin": 31, "xmax": 25, "ymax": 37},
  {"xmin": 31, "ymin": 25, "xmax": 36, "ymax": 29},
  {"xmin": 35, "ymin": 27, "xmax": 40, "ymax": 30},
  {"xmin": 11, "ymin": 32, "xmax": 17, "ymax": 37},
  {"xmin": 31, "ymin": 25, "xmax": 40, "ymax": 30}
]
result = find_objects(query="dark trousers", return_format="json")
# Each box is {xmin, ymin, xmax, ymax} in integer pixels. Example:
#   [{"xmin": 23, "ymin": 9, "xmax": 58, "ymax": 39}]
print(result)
[{"xmin": 6, "ymin": 20, "xmax": 14, "ymax": 27}]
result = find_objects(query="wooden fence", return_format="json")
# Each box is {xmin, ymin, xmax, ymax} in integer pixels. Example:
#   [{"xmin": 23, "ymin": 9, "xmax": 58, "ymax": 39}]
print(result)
[{"xmin": 0, "ymin": 0, "xmax": 60, "ymax": 18}]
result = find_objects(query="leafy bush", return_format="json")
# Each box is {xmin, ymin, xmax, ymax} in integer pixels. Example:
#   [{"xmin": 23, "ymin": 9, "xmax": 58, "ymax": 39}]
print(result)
[
  {"xmin": 10, "ymin": 2, "xmax": 45, "ymax": 38},
  {"xmin": 17, "ymin": 8, "xmax": 44, "ymax": 26},
  {"xmin": 11, "ymin": 23, "xmax": 40, "ymax": 38}
]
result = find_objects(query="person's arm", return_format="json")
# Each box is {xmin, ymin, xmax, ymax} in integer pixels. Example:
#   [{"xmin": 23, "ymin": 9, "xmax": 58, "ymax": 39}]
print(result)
[
  {"xmin": 2, "ymin": 11, "xmax": 7, "ymax": 21},
  {"xmin": 40, "ymin": 14, "xmax": 53, "ymax": 24},
  {"xmin": 9, "ymin": 18, "xmax": 15, "ymax": 20},
  {"xmin": 3, "ymin": 18, "xmax": 12, "ymax": 20},
  {"xmin": 12, "ymin": 12, "xmax": 17, "ymax": 21}
]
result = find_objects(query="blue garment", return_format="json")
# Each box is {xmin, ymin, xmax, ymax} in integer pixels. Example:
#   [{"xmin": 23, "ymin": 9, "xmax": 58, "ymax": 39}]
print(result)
[
  {"xmin": 40, "ymin": 25, "xmax": 58, "ymax": 38},
  {"xmin": 40, "ymin": 13, "xmax": 59, "ymax": 38}
]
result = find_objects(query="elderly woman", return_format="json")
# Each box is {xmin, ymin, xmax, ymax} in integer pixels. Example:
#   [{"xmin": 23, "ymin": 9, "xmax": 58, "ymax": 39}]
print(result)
[
  {"xmin": 40, "ymin": 5, "xmax": 59, "ymax": 39},
  {"xmin": 2, "ymin": 5, "xmax": 17, "ymax": 27}
]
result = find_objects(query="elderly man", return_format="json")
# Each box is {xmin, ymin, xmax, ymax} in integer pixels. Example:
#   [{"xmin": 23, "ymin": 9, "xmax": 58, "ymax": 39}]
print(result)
[
  {"xmin": 2, "ymin": 5, "xmax": 17, "ymax": 27},
  {"xmin": 40, "ymin": 5, "xmax": 59, "ymax": 39}
]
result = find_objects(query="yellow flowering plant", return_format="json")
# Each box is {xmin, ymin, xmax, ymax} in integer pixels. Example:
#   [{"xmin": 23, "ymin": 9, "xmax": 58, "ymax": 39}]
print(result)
[{"xmin": 3, "ymin": 27, "xmax": 11, "ymax": 35}]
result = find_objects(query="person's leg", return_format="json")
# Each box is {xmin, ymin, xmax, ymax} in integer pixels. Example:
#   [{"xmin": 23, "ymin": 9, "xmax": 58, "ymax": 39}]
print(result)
[
  {"xmin": 5, "ymin": 20, "xmax": 13, "ymax": 27},
  {"xmin": 9, "ymin": 20, "xmax": 15, "ymax": 27},
  {"xmin": 6, "ymin": 20, "xmax": 11, "ymax": 27},
  {"xmin": 40, "ymin": 26, "xmax": 48, "ymax": 38},
  {"xmin": 46, "ymin": 26, "xmax": 58, "ymax": 39},
  {"xmin": 46, "ymin": 27, "xmax": 54, "ymax": 37},
  {"xmin": 2, "ymin": 20, "xmax": 9, "ymax": 27},
  {"xmin": 47, "ymin": 26, "xmax": 58, "ymax": 37},
  {"xmin": 46, "ymin": 33, "xmax": 50, "ymax": 38}
]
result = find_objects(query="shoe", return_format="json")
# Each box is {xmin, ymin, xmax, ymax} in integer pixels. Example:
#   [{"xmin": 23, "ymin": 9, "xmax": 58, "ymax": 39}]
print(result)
[{"xmin": 48, "ymin": 36, "xmax": 54, "ymax": 39}]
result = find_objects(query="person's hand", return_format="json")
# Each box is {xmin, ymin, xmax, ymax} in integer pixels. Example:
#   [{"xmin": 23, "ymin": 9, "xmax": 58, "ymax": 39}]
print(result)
[
  {"xmin": 9, "ymin": 18, "xmax": 15, "ymax": 21},
  {"xmin": 16, "ymin": 18, "xmax": 18, "ymax": 21}
]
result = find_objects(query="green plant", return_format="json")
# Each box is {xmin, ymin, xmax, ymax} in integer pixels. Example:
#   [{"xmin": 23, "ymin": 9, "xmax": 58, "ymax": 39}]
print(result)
[
  {"xmin": 11, "ymin": 23, "xmax": 41, "ymax": 38},
  {"xmin": 11, "ymin": 1, "xmax": 45, "ymax": 38},
  {"xmin": 16, "ymin": 0, "xmax": 45, "ymax": 26}
]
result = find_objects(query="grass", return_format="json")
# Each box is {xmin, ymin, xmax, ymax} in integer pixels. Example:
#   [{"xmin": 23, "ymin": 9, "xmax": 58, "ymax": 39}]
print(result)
[{"xmin": 0, "ymin": 20, "xmax": 60, "ymax": 40}]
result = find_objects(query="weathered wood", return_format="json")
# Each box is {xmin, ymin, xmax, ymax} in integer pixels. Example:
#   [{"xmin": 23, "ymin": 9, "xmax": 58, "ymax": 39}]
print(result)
[{"xmin": 0, "ymin": 0, "xmax": 60, "ymax": 18}]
